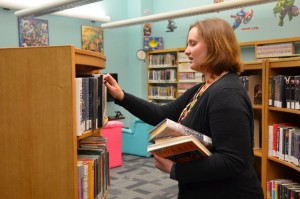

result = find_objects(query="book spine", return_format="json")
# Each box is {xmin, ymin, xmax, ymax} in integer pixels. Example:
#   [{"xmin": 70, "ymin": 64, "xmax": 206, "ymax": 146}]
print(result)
[
  {"xmin": 170, "ymin": 119, "xmax": 212, "ymax": 148},
  {"xmin": 285, "ymin": 76, "xmax": 291, "ymax": 109},
  {"xmin": 269, "ymin": 76, "xmax": 275, "ymax": 106},
  {"xmin": 290, "ymin": 76, "xmax": 295, "ymax": 109},
  {"xmin": 82, "ymin": 78, "xmax": 90, "ymax": 131},
  {"xmin": 294, "ymin": 76, "xmax": 300, "ymax": 110},
  {"xmin": 76, "ymin": 78, "xmax": 85, "ymax": 136}
]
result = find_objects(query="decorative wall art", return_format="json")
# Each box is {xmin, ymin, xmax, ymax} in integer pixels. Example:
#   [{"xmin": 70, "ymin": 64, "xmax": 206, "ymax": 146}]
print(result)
[
  {"xmin": 81, "ymin": 25, "xmax": 104, "ymax": 53},
  {"xmin": 144, "ymin": 37, "xmax": 163, "ymax": 51},
  {"xmin": 18, "ymin": 17, "xmax": 49, "ymax": 47}
]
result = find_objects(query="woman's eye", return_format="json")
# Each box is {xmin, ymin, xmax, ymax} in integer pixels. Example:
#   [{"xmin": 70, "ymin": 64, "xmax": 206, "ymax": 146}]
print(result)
[{"xmin": 189, "ymin": 42, "xmax": 196, "ymax": 46}]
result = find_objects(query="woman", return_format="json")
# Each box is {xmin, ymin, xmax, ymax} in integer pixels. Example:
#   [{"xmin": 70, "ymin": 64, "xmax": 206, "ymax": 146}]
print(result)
[{"xmin": 104, "ymin": 18, "xmax": 263, "ymax": 199}]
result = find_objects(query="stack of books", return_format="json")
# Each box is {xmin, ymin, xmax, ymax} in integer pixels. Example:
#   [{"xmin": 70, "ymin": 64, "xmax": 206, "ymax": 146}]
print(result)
[{"xmin": 147, "ymin": 119, "xmax": 213, "ymax": 163}]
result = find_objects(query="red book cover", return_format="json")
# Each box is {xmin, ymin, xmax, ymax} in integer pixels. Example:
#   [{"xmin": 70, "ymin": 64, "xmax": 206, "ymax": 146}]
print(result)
[{"xmin": 272, "ymin": 123, "xmax": 294, "ymax": 157}]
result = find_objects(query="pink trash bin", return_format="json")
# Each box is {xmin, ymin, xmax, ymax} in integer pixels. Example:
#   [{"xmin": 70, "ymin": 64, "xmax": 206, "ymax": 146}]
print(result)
[{"xmin": 101, "ymin": 121, "xmax": 123, "ymax": 168}]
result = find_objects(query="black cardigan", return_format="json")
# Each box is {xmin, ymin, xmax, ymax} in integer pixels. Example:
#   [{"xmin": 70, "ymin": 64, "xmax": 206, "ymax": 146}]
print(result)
[{"xmin": 115, "ymin": 72, "xmax": 263, "ymax": 199}]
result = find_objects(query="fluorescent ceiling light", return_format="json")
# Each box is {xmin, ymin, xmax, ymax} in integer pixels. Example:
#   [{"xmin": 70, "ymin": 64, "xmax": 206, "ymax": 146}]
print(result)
[
  {"xmin": 101, "ymin": 0, "xmax": 277, "ymax": 29},
  {"xmin": 15, "ymin": 0, "xmax": 101, "ymax": 17},
  {"xmin": 0, "ymin": 0, "xmax": 110, "ymax": 22}
]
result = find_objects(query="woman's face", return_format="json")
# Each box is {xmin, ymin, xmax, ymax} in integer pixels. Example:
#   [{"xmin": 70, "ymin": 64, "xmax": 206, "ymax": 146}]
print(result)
[{"xmin": 185, "ymin": 27, "xmax": 208, "ymax": 73}]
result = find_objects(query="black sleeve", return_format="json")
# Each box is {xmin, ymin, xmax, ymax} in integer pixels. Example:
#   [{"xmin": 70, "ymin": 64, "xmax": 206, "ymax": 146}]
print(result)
[{"xmin": 114, "ymin": 85, "xmax": 201, "ymax": 126}]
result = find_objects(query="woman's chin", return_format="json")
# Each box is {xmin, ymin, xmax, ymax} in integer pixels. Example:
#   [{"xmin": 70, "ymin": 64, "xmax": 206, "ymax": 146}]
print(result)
[{"xmin": 190, "ymin": 65, "xmax": 196, "ymax": 71}]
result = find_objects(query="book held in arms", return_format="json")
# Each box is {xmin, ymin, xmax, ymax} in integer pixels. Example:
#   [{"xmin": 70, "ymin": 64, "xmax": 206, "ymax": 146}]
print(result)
[
  {"xmin": 147, "ymin": 119, "xmax": 213, "ymax": 163},
  {"xmin": 148, "ymin": 135, "xmax": 212, "ymax": 163},
  {"xmin": 149, "ymin": 119, "xmax": 212, "ymax": 146}
]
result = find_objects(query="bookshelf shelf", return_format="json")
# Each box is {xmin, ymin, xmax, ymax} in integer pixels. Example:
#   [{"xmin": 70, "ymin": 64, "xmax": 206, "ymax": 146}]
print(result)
[
  {"xmin": 148, "ymin": 65, "xmax": 177, "ymax": 69},
  {"xmin": 268, "ymin": 156, "xmax": 300, "ymax": 172},
  {"xmin": 254, "ymin": 148, "xmax": 262, "ymax": 157},
  {"xmin": 269, "ymin": 107, "xmax": 300, "ymax": 115},
  {"xmin": 0, "ymin": 45, "xmax": 108, "ymax": 199},
  {"xmin": 253, "ymin": 104, "xmax": 263, "ymax": 110}
]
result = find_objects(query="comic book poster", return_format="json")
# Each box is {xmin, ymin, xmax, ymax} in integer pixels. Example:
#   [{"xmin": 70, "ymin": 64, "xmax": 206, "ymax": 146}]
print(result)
[
  {"xmin": 81, "ymin": 25, "xmax": 104, "ymax": 54},
  {"xmin": 18, "ymin": 17, "xmax": 49, "ymax": 47}
]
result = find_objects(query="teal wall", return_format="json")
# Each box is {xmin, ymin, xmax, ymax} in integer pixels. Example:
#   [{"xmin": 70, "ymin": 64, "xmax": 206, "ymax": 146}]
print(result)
[{"xmin": 0, "ymin": 0, "xmax": 300, "ymax": 127}]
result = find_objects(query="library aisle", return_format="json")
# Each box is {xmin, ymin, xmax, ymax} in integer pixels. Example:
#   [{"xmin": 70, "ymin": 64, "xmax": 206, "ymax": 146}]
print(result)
[{"xmin": 107, "ymin": 154, "xmax": 178, "ymax": 199}]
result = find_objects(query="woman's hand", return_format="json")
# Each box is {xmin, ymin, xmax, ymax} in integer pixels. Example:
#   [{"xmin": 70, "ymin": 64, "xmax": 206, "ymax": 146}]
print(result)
[
  {"xmin": 103, "ymin": 74, "xmax": 124, "ymax": 101},
  {"xmin": 153, "ymin": 154, "xmax": 174, "ymax": 173}
]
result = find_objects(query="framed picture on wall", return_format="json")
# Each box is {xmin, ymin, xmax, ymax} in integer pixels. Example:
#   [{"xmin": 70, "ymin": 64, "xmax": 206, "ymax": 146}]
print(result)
[
  {"xmin": 143, "ymin": 37, "xmax": 163, "ymax": 51},
  {"xmin": 18, "ymin": 17, "xmax": 49, "ymax": 47},
  {"xmin": 81, "ymin": 25, "xmax": 104, "ymax": 54}
]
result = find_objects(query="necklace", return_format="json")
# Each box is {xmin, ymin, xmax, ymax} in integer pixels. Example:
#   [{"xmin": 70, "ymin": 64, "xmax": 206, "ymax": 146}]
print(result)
[{"xmin": 178, "ymin": 72, "xmax": 227, "ymax": 123}]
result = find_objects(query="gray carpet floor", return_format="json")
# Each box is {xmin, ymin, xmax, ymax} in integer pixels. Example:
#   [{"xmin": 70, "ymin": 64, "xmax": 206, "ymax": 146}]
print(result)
[{"xmin": 106, "ymin": 154, "xmax": 178, "ymax": 199}]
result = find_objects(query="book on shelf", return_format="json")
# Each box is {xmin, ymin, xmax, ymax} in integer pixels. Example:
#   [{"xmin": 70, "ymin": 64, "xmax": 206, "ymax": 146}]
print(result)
[
  {"xmin": 76, "ymin": 74, "xmax": 107, "ymax": 135},
  {"xmin": 274, "ymin": 75, "xmax": 287, "ymax": 108},
  {"xmin": 147, "ymin": 135, "xmax": 212, "ymax": 163},
  {"xmin": 269, "ymin": 76, "xmax": 275, "ymax": 106},
  {"xmin": 76, "ymin": 78, "xmax": 85, "ymax": 136},
  {"xmin": 77, "ymin": 157, "xmax": 95, "ymax": 199},
  {"xmin": 295, "ymin": 75, "xmax": 300, "ymax": 110},
  {"xmin": 253, "ymin": 119, "xmax": 260, "ymax": 149},
  {"xmin": 81, "ymin": 77, "xmax": 90, "ymax": 131},
  {"xmin": 93, "ymin": 74, "xmax": 107, "ymax": 128},
  {"xmin": 148, "ymin": 119, "xmax": 213, "ymax": 148},
  {"xmin": 88, "ymin": 77, "xmax": 99, "ymax": 130},
  {"xmin": 77, "ymin": 160, "xmax": 89, "ymax": 199},
  {"xmin": 278, "ymin": 126, "xmax": 296, "ymax": 161},
  {"xmin": 240, "ymin": 75, "xmax": 262, "ymax": 105},
  {"xmin": 77, "ymin": 162, "xmax": 84, "ymax": 199},
  {"xmin": 270, "ymin": 123, "xmax": 294, "ymax": 157},
  {"xmin": 285, "ymin": 76, "xmax": 294, "ymax": 109},
  {"xmin": 78, "ymin": 136, "xmax": 110, "ymax": 198},
  {"xmin": 291, "ymin": 130, "xmax": 300, "ymax": 166}
]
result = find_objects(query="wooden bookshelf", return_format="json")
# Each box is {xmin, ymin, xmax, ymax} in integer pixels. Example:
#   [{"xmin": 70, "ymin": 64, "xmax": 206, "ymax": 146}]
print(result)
[
  {"xmin": 240, "ymin": 60, "xmax": 266, "ymax": 187},
  {"xmin": 240, "ymin": 37, "xmax": 300, "ymax": 198},
  {"xmin": 0, "ymin": 46, "xmax": 107, "ymax": 199},
  {"xmin": 146, "ymin": 48, "xmax": 180, "ymax": 103},
  {"xmin": 263, "ymin": 57, "xmax": 300, "ymax": 199}
]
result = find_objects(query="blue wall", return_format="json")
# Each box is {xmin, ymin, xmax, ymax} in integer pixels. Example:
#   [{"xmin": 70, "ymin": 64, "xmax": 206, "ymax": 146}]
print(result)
[{"xmin": 1, "ymin": 0, "xmax": 300, "ymax": 127}]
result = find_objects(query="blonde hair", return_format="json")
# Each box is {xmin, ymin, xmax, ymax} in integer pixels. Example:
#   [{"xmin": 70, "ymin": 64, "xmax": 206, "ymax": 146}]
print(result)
[{"xmin": 188, "ymin": 18, "xmax": 242, "ymax": 75}]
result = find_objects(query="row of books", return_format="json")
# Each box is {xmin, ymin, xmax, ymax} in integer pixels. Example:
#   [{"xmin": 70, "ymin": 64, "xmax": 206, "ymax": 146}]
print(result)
[
  {"xmin": 177, "ymin": 63, "xmax": 193, "ymax": 72},
  {"xmin": 77, "ymin": 136, "xmax": 110, "ymax": 199},
  {"xmin": 256, "ymin": 42, "xmax": 294, "ymax": 58},
  {"xmin": 267, "ymin": 179, "xmax": 300, "ymax": 199},
  {"xmin": 177, "ymin": 52, "xmax": 189, "ymax": 62},
  {"xmin": 148, "ymin": 69, "xmax": 177, "ymax": 82},
  {"xmin": 269, "ymin": 75, "xmax": 300, "ymax": 110},
  {"xmin": 177, "ymin": 82, "xmax": 198, "ymax": 90},
  {"xmin": 178, "ymin": 72, "xmax": 203, "ymax": 82},
  {"xmin": 268, "ymin": 123, "xmax": 300, "ymax": 167},
  {"xmin": 148, "ymin": 53, "xmax": 176, "ymax": 67},
  {"xmin": 76, "ymin": 74, "xmax": 107, "ymax": 136},
  {"xmin": 240, "ymin": 75, "xmax": 263, "ymax": 105},
  {"xmin": 148, "ymin": 85, "xmax": 177, "ymax": 99}
]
